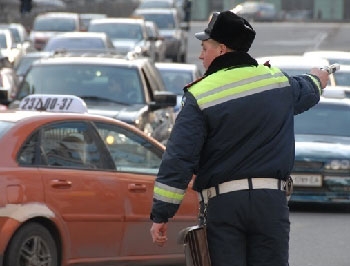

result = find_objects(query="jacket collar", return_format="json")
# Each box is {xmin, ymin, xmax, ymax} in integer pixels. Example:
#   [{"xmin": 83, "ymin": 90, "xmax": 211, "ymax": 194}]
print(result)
[
  {"xmin": 205, "ymin": 51, "xmax": 258, "ymax": 76},
  {"xmin": 185, "ymin": 52, "xmax": 258, "ymax": 91}
]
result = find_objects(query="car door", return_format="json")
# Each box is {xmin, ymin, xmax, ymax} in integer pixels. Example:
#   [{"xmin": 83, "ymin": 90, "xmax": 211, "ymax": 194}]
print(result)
[
  {"xmin": 93, "ymin": 121, "xmax": 199, "ymax": 258},
  {"xmin": 38, "ymin": 121, "xmax": 125, "ymax": 261}
]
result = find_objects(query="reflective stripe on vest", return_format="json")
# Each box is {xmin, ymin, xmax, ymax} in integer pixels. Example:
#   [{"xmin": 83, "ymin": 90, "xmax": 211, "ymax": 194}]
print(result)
[
  {"xmin": 189, "ymin": 65, "xmax": 290, "ymax": 110},
  {"xmin": 305, "ymin": 74, "xmax": 322, "ymax": 94},
  {"xmin": 153, "ymin": 181, "xmax": 186, "ymax": 204}
]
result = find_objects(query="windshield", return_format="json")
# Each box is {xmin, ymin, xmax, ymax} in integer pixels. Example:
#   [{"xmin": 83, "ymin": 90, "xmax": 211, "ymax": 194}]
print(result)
[
  {"xmin": 294, "ymin": 102, "xmax": 350, "ymax": 137},
  {"xmin": 88, "ymin": 23, "xmax": 143, "ymax": 40},
  {"xmin": 18, "ymin": 64, "xmax": 145, "ymax": 105}
]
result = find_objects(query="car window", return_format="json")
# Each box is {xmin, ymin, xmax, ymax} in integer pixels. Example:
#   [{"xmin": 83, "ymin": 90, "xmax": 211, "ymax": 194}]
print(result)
[
  {"xmin": 18, "ymin": 121, "xmax": 114, "ymax": 169},
  {"xmin": 94, "ymin": 122, "xmax": 163, "ymax": 174},
  {"xmin": 294, "ymin": 103, "xmax": 350, "ymax": 137},
  {"xmin": 7, "ymin": 27, "xmax": 20, "ymax": 43}
]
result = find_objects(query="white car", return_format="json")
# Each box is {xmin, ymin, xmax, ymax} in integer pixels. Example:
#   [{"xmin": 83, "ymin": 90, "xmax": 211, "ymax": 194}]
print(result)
[
  {"xmin": 303, "ymin": 50, "xmax": 350, "ymax": 65},
  {"xmin": 331, "ymin": 64, "xmax": 350, "ymax": 87},
  {"xmin": 231, "ymin": 1, "xmax": 278, "ymax": 22},
  {"xmin": 323, "ymin": 85, "xmax": 350, "ymax": 99},
  {"xmin": 256, "ymin": 55, "xmax": 336, "ymax": 86},
  {"xmin": 0, "ymin": 29, "xmax": 20, "ymax": 66},
  {"xmin": 0, "ymin": 23, "xmax": 34, "ymax": 59}
]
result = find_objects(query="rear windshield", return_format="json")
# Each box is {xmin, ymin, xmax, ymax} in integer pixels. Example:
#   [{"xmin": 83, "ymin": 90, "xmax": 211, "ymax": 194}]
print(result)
[
  {"xmin": 88, "ymin": 23, "xmax": 143, "ymax": 40},
  {"xmin": 0, "ymin": 121, "xmax": 15, "ymax": 139},
  {"xmin": 33, "ymin": 17, "xmax": 77, "ymax": 32}
]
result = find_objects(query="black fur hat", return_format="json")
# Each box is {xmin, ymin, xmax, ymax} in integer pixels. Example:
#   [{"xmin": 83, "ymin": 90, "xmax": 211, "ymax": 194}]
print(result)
[{"xmin": 195, "ymin": 11, "xmax": 256, "ymax": 52}]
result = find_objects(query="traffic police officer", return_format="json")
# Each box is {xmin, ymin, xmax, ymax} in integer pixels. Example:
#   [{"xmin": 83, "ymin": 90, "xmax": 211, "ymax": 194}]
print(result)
[{"xmin": 150, "ymin": 10, "xmax": 329, "ymax": 266}]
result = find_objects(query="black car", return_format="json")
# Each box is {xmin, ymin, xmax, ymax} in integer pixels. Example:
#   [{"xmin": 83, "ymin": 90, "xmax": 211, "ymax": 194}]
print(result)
[
  {"xmin": 9, "ymin": 52, "xmax": 176, "ymax": 144},
  {"xmin": 291, "ymin": 96, "xmax": 350, "ymax": 204}
]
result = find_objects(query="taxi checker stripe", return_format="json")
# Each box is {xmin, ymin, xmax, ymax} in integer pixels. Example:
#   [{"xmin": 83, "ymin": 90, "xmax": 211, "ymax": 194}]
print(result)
[
  {"xmin": 305, "ymin": 74, "xmax": 322, "ymax": 94},
  {"xmin": 195, "ymin": 72, "xmax": 289, "ymax": 110},
  {"xmin": 153, "ymin": 181, "xmax": 185, "ymax": 204}
]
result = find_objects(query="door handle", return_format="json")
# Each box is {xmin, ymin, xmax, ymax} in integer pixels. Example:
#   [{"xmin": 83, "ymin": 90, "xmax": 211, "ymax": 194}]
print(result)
[
  {"xmin": 128, "ymin": 183, "xmax": 147, "ymax": 192},
  {"xmin": 50, "ymin": 179, "xmax": 72, "ymax": 189}
]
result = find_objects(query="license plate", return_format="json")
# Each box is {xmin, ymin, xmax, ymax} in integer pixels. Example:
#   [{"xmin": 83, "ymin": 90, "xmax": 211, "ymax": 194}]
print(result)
[{"xmin": 291, "ymin": 174, "xmax": 322, "ymax": 187}]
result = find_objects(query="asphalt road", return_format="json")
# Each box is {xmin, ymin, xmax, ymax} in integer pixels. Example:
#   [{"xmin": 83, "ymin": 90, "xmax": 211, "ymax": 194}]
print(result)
[{"xmin": 186, "ymin": 21, "xmax": 350, "ymax": 266}]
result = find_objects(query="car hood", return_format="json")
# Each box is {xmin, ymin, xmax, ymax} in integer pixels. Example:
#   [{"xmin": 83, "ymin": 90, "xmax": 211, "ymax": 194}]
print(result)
[
  {"xmin": 87, "ymin": 103, "xmax": 148, "ymax": 124},
  {"xmin": 295, "ymin": 134, "xmax": 350, "ymax": 159},
  {"xmin": 159, "ymin": 29, "xmax": 178, "ymax": 38}
]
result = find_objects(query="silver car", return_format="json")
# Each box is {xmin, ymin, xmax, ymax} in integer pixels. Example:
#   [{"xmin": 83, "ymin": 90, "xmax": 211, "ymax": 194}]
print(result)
[{"xmin": 133, "ymin": 8, "xmax": 188, "ymax": 62}]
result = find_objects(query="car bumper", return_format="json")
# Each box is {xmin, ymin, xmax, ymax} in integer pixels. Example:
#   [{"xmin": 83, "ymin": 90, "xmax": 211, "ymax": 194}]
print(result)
[{"xmin": 290, "ymin": 191, "xmax": 350, "ymax": 204}]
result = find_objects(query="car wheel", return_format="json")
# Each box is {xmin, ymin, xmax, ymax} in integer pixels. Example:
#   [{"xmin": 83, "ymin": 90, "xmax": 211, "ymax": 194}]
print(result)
[{"xmin": 4, "ymin": 222, "xmax": 58, "ymax": 266}]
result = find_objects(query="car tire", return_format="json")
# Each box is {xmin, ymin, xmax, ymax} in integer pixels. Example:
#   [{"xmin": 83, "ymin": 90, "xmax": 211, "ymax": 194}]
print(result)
[{"xmin": 4, "ymin": 222, "xmax": 58, "ymax": 266}]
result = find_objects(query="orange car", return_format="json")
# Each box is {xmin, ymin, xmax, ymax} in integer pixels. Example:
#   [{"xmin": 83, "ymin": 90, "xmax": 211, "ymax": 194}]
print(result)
[{"xmin": 0, "ymin": 95, "xmax": 198, "ymax": 266}]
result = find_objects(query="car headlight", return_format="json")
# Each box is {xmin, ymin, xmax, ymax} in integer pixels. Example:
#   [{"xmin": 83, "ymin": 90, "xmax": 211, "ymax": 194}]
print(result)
[{"xmin": 325, "ymin": 160, "xmax": 350, "ymax": 170}]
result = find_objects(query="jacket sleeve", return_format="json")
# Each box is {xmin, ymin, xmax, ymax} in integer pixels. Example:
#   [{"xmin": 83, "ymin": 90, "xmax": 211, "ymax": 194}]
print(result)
[
  {"xmin": 289, "ymin": 73, "xmax": 322, "ymax": 115},
  {"xmin": 150, "ymin": 91, "xmax": 207, "ymax": 223}
]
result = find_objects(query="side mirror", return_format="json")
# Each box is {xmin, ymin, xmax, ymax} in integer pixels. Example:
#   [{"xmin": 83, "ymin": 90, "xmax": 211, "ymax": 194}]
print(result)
[{"xmin": 150, "ymin": 91, "xmax": 177, "ymax": 110}]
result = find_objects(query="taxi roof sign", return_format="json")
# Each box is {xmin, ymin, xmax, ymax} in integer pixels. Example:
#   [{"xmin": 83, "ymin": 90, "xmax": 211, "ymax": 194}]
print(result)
[{"xmin": 19, "ymin": 95, "xmax": 88, "ymax": 113}]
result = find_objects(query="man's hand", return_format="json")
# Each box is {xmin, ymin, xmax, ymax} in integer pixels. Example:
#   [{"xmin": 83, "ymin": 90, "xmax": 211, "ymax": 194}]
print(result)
[
  {"xmin": 310, "ymin": 68, "xmax": 330, "ymax": 89},
  {"xmin": 150, "ymin": 222, "xmax": 168, "ymax": 246}
]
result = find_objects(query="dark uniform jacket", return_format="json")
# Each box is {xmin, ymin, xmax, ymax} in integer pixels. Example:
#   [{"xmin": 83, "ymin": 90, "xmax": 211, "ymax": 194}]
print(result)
[{"xmin": 151, "ymin": 51, "xmax": 322, "ymax": 223}]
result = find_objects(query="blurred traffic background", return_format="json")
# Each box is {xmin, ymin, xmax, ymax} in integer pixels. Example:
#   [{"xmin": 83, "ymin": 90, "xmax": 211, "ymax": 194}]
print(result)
[
  {"xmin": 2, "ymin": 0, "xmax": 350, "ymax": 26},
  {"xmin": 0, "ymin": 2, "xmax": 349, "ymax": 265}
]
